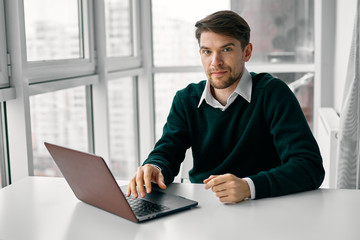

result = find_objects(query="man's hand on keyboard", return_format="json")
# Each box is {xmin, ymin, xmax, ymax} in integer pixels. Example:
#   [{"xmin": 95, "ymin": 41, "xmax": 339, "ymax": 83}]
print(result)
[{"xmin": 127, "ymin": 164, "xmax": 167, "ymax": 198}]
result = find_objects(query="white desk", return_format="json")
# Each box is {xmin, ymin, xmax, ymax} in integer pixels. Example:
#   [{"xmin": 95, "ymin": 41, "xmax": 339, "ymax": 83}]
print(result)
[{"xmin": 0, "ymin": 177, "xmax": 359, "ymax": 240}]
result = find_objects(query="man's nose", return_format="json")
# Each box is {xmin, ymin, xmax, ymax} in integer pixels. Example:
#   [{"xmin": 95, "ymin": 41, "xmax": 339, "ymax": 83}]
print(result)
[{"xmin": 211, "ymin": 52, "xmax": 224, "ymax": 66}]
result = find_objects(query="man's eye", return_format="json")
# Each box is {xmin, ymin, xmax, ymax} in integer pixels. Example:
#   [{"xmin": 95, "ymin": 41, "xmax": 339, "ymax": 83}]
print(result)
[
  {"xmin": 223, "ymin": 47, "xmax": 232, "ymax": 52},
  {"xmin": 203, "ymin": 50, "xmax": 211, "ymax": 55}
]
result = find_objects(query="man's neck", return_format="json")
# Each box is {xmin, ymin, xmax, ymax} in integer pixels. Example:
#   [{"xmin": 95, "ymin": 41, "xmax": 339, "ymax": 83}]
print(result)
[{"xmin": 211, "ymin": 80, "xmax": 240, "ymax": 106}]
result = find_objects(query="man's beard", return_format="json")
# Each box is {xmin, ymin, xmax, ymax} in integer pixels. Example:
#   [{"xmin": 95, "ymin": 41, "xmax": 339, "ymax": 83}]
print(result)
[{"xmin": 208, "ymin": 70, "xmax": 241, "ymax": 89}]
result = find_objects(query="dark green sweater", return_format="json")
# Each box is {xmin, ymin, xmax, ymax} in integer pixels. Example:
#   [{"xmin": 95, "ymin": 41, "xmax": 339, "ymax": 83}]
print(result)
[{"xmin": 144, "ymin": 72, "xmax": 325, "ymax": 199}]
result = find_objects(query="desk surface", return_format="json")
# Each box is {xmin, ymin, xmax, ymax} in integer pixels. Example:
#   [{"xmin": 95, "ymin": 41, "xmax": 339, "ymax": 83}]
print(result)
[{"xmin": 0, "ymin": 177, "xmax": 359, "ymax": 240}]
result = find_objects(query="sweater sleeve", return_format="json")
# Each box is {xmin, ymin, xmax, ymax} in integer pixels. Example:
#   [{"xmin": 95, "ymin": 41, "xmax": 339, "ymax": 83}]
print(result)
[
  {"xmin": 249, "ymin": 79, "xmax": 325, "ymax": 199},
  {"xmin": 143, "ymin": 93, "xmax": 191, "ymax": 185}
]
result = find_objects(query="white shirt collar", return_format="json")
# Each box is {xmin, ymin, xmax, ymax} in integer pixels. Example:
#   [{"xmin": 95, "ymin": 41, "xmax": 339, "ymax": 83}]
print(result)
[{"xmin": 198, "ymin": 68, "xmax": 252, "ymax": 111}]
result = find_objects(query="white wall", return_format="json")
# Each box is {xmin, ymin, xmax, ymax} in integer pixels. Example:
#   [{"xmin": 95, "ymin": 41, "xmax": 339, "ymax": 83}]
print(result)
[{"xmin": 333, "ymin": 0, "xmax": 358, "ymax": 112}]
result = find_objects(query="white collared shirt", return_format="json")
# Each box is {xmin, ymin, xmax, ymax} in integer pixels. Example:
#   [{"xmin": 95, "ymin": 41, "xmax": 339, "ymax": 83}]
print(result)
[
  {"xmin": 198, "ymin": 68, "xmax": 252, "ymax": 111},
  {"xmin": 197, "ymin": 67, "xmax": 256, "ymax": 200}
]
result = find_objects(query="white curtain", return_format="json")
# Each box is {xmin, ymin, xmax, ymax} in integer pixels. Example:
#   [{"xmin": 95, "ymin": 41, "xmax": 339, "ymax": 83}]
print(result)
[{"xmin": 336, "ymin": 0, "xmax": 360, "ymax": 189}]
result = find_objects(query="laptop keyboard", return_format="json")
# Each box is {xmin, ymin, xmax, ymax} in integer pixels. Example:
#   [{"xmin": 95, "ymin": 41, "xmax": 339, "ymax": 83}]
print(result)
[{"xmin": 126, "ymin": 196, "xmax": 170, "ymax": 217}]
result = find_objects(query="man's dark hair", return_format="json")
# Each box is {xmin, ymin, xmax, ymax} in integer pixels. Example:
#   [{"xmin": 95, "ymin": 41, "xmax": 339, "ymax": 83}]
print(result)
[{"xmin": 195, "ymin": 10, "xmax": 251, "ymax": 50}]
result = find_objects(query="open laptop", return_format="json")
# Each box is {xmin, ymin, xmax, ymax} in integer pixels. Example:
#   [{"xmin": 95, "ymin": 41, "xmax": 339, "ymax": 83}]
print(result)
[{"xmin": 44, "ymin": 142, "xmax": 198, "ymax": 223}]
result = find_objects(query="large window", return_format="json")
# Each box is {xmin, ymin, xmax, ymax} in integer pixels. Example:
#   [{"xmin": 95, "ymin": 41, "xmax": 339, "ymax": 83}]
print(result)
[
  {"xmin": 108, "ymin": 77, "xmax": 138, "ymax": 179},
  {"xmin": 1, "ymin": 0, "xmax": 326, "ymax": 185},
  {"xmin": 30, "ymin": 86, "xmax": 90, "ymax": 176},
  {"xmin": 22, "ymin": 0, "xmax": 95, "ymax": 178}
]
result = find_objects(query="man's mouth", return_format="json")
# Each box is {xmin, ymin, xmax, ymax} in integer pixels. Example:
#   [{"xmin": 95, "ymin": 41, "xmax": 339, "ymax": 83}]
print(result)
[{"xmin": 210, "ymin": 70, "xmax": 227, "ymax": 77}]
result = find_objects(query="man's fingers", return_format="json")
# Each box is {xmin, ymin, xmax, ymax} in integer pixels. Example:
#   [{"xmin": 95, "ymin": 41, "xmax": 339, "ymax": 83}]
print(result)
[
  {"xmin": 147, "ymin": 166, "xmax": 166, "ymax": 191},
  {"xmin": 143, "ymin": 167, "xmax": 153, "ymax": 194},
  {"xmin": 204, "ymin": 174, "xmax": 250, "ymax": 203},
  {"xmin": 216, "ymin": 190, "xmax": 229, "ymax": 199},
  {"xmin": 136, "ymin": 167, "xmax": 146, "ymax": 198},
  {"xmin": 211, "ymin": 183, "xmax": 227, "ymax": 193},
  {"xmin": 203, "ymin": 175, "xmax": 217, "ymax": 184},
  {"xmin": 126, "ymin": 180, "xmax": 131, "ymax": 197},
  {"xmin": 209, "ymin": 186, "xmax": 236, "ymax": 203},
  {"xmin": 127, "ymin": 177, "xmax": 138, "ymax": 198},
  {"xmin": 157, "ymin": 174, "xmax": 167, "ymax": 189},
  {"xmin": 127, "ymin": 164, "xmax": 167, "ymax": 199},
  {"xmin": 204, "ymin": 175, "xmax": 227, "ymax": 189}
]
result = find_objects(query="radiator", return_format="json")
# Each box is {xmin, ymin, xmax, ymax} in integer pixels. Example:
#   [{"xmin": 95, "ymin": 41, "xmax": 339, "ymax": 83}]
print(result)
[{"xmin": 318, "ymin": 108, "xmax": 340, "ymax": 188}]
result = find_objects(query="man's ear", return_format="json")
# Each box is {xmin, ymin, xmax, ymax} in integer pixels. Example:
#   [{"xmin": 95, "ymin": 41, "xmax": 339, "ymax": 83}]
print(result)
[{"xmin": 243, "ymin": 43, "xmax": 253, "ymax": 62}]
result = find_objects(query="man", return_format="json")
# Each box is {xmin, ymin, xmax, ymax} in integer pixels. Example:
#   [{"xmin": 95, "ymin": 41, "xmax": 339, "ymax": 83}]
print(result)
[{"xmin": 127, "ymin": 10, "xmax": 324, "ymax": 203}]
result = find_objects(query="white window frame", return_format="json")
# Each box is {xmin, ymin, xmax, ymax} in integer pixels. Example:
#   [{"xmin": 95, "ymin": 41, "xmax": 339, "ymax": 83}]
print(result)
[
  {"xmin": 106, "ymin": 0, "xmax": 142, "ymax": 72},
  {"xmin": 0, "ymin": 0, "xmax": 15, "ymax": 102},
  {"xmin": 0, "ymin": 0, "xmax": 14, "ymax": 187},
  {"xmin": 92, "ymin": 0, "xmax": 143, "ymax": 167},
  {"xmin": 25, "ymin": 0, "xmax": 96, "ymax": 84},
  {"xmin": 137, "ymin": 0, "xmax": 155, "ymax": 161}
]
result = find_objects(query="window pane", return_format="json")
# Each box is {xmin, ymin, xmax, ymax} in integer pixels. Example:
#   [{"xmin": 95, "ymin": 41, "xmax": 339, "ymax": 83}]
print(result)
[
  {"xmin": 233, "ymin": 0, "xmax": 314, "ymax": 63},
  {"xmin": 152, "ymin": 0, "xmax": 231, "ymax": 66},
  {"xmin": 30, "ymin": 86, "xmax": 89, "ymax": 176},
  {"xmin": 154, "ymin": 72, "xmax": 206, "ymax": 140},
  {"xmin": 105, "ymin": 0, "xmax": 133, "ymax": 57},
  {"xmin": 24, "ymin": 0, "xmax": 83, "ymax": 61},
  {"xmin": 108, "ymin": 77, "xmax": 138, "ymax": 179},
  {"xmin": 273, "ymin": 72, "xmax": 314, "ymax": 129}
]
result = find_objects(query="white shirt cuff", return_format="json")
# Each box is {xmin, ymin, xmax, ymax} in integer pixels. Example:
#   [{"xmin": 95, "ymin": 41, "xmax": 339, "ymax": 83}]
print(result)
[
  {"xmin": 149, "ymin": 164, "xmax": 162, "ymax": 173},
  {"xmin": 243, "ymin": 177, "xmax": 256, "ymax": 200}
]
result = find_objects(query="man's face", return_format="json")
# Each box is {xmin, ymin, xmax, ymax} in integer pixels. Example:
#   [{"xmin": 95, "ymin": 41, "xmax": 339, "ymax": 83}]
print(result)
[{"xmin": 199, "ymin": 31, "xmax": 252, "ymax": 90}]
